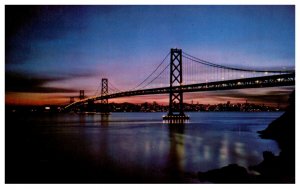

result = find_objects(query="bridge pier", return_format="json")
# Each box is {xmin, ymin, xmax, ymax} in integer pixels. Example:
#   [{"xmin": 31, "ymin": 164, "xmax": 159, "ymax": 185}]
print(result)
[{"xmin": 163, "ymin": 48, "xmax": 189, "ymax": 121}]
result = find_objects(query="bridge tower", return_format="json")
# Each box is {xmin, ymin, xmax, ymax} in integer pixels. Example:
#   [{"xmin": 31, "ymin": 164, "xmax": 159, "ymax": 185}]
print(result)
[
  {"xmin": 79, "ymin": 90, "xmax": 84, "ymax": 100},
  {"xmin": 163, "ymin": 48, "xmax": 189, "ymax": 121},
  {"xmin": 101, "ymin": 78, "xmax": 109, "ymax": 113}
]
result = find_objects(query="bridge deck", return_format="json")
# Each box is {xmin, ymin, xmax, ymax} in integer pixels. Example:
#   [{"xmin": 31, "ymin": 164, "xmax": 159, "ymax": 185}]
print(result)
[{"xmin": 64, "ymin": 73, "xmax": 295, "ymax": 110}]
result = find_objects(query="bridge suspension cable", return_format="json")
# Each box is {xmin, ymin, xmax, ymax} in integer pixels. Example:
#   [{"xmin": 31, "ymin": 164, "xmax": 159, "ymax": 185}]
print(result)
[
  {"xmin": 93, "ymin": 79, "xmax": 122, "ymax": 96},
  {"xmin": 182, "ymin": 51, "xmax": 293, "ymax": 74},
  {"xmin": 94, "ymin": 81, "xmax": 101, "ymax": 96},
  {"xmin": 108, "ymin": 81, "xmax": 122, "ymax": 93},
  {"xmin": 131, "ymin": 52, "xmax": 170, "ymax": 90},
  {"xmin": 139, "ymin": 63, "xmax": 170, "ymax": 89},
  {"xmin": 108, "ymin": 86, "xmax": 118, "ymax": 94}
]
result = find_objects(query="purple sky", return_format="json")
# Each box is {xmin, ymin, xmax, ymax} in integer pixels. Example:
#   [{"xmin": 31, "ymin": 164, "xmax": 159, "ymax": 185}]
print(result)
[{"xmin": 5, "ymin": 5, "xmax": 295, "ymax": 106}]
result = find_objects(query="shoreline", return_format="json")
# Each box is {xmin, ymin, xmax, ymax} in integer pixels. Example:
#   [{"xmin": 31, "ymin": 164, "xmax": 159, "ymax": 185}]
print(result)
[{"xmin": 197, "ymin": 91, "xmax": 295, "ymax": 183}]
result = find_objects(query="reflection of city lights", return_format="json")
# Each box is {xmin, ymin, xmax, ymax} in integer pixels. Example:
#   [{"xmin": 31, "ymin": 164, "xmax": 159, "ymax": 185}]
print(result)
[
  {"xmin": 144, "ymin": 141, "xmax": 150, "ymax": 155},
  {"xmin": 220, "ymin": 141, "xmax": 229, "ymax": 160},
  {"xmin": 234, "ymin": 142, "xmax": 247, "ymax": 167},
  {"xmin": 204, "ymin": 145, "xmax": 211, "ymax": 160},
  {"xmin": 174, "ymin": 134, "xmax": 185, "ymax": 170},
  {"xmin": 158, "ymin": 140, "xmax": 165, "ymax": 153},
  {"xmin": 234, "ymin": 142, "xmax": 246, "ymax": 156},
  {"xmin": 219, "ymin": 134, "xmax": 229, "ymax": 167}
]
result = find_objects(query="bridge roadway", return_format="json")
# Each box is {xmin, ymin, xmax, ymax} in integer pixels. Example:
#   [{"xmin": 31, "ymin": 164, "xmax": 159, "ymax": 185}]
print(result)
[{"xmin": 64, "ymin": 73, "xmax": 295, "ymax": 110}]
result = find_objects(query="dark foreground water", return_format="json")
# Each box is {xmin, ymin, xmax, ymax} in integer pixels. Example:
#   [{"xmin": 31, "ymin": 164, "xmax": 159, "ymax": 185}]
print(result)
[{"xmin": 5, "ymin": 112, "xmax": 282, "ymax": 183}]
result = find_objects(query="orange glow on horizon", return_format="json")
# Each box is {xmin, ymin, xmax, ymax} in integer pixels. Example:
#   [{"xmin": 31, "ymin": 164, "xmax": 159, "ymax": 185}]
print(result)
[
  {"xmin": 5, "ymin": 91, "xmax": 287, "ymax": 107},
  {"xmin": 5, "ymin": 92, "xmax": 70, "ymax": 106}
]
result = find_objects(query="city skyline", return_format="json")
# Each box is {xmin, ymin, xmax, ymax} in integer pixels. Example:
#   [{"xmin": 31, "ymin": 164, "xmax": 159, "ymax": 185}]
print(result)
[{"xmin": 5, "ymin": 5, "xmax": 295, "ymax": 106}]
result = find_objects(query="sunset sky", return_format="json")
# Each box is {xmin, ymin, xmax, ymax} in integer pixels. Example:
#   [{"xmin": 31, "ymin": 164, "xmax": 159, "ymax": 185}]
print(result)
[{"xmin": 5, "ymin": 5, "xmax": 295, "ymax": 106}]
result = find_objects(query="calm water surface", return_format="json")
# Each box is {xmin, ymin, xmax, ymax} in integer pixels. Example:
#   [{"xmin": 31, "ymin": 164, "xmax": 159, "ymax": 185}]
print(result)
[{"xmin": 6, "ymin": 112, "xmax": 282, "ymax": 183}]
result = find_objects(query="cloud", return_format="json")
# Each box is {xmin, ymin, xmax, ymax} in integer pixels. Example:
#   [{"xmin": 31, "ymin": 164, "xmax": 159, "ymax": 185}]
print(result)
[{"xmin": 5, "ymin": 71, "xmax": 78, "ymax": 93}]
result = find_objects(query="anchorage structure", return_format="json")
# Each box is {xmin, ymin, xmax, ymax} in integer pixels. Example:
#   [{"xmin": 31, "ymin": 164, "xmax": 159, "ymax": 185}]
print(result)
[{"xmin": 163, "ymin": 48, "xmax": 189, "ymax": 121}]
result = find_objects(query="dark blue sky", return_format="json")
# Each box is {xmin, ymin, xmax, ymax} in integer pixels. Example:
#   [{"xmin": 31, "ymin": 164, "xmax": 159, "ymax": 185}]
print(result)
[{"xmin": 5, "ymin": 5, "xmax": 295, "ymax": 105}]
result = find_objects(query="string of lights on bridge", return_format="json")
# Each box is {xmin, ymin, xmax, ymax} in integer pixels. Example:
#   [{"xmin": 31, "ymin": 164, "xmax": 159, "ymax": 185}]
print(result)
[{"xmin": 93, "ymin": 50, "xmax": 293, "ymax": 95}]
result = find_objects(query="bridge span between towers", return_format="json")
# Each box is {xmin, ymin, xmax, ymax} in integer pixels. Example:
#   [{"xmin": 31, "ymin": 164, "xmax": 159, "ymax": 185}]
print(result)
[
  {"xmin": 63, "ymin": 48, "xmax": 295, "ymax": 119},
  {"xmin": 64, "ymin": 73, "xmax": 294, "ymax": 110}
]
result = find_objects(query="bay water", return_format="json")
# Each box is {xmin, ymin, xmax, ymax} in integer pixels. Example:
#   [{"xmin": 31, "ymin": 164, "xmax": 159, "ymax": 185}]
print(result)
[{"xmin": 5, "ymin": 112, "xmax": 282, "ymax": 183}]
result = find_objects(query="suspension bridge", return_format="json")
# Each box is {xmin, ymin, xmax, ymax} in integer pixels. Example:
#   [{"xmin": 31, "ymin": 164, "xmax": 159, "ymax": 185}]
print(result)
[{"xmin": 63, "ymin": 48, "xmax": 295, "ymax": 120}]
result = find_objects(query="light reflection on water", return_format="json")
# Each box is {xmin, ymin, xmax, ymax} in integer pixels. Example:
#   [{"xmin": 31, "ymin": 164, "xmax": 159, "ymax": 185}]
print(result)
[{"xmin": 8, "ymin": 112, "xmax": 282, "ymax": 182}]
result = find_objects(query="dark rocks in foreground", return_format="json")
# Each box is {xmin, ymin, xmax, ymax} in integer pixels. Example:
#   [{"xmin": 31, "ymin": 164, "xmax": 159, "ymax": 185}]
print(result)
[
  {"xmin": 258, "ymin": 90, "xmax": 295, "ymax": 148},
  {"xmin": 257, "ymin": 90, "xmax": 295, "ymax": 182},
  {"xmin": 198, "ymin": 91, "xmax": 295, "ymax": 183},
  {"xmin": 198, "ymin": 150, "xmax": 294, "ymax": 183},
  {"xmin": 198, "ymin": 164, "xmax": 251, "ymax": 183}
]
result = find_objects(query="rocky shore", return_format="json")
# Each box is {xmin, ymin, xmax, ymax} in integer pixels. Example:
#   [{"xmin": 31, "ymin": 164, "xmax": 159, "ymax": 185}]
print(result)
[{"xmin": 198, "ymin": 91, "xmax": 295, "ymax": 183}]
